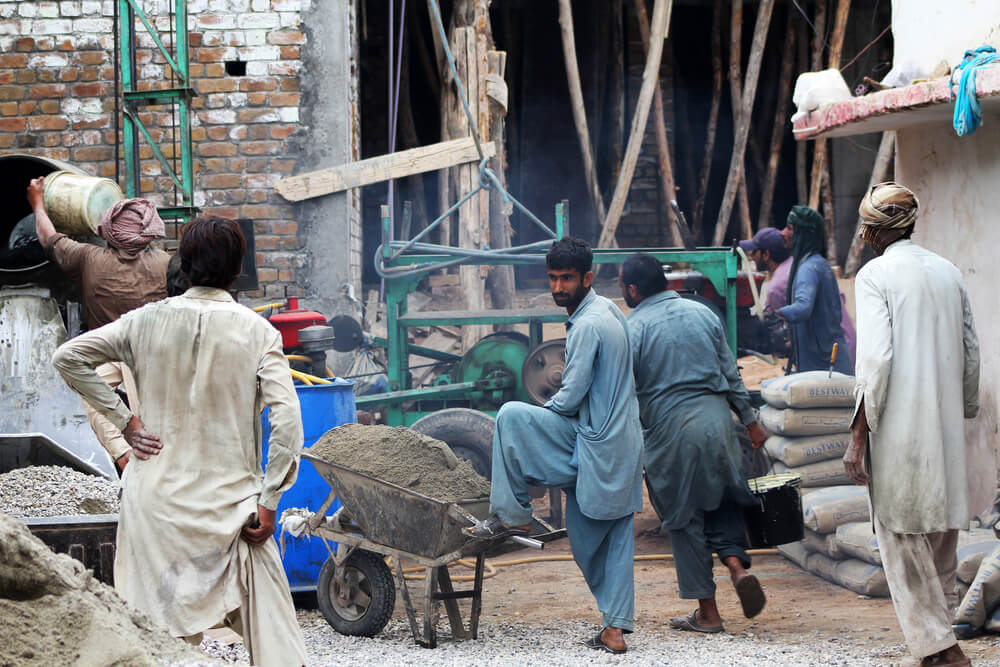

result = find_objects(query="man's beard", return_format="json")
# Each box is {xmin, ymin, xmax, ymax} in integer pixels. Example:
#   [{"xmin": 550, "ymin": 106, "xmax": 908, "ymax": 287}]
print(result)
[
  {"xmin": 623, "ymin": 291, "xmax": 640, "ymax": 309},
  {"xmin": 552, "ymin": 283, "xmax": 588, "ymax": 309}
]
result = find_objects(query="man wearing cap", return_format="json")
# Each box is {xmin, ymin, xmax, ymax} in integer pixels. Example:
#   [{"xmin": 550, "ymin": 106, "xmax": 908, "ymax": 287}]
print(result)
[
  {"xmin": 739, "ymin": 227, "xmax": 791, "ymax": 315},
  {"xmin": 27, "ymin": 177, "xmax": 170, "ymax": 471},
  {"xmin": 775, "ymin": 206, "xmax": 853, "ymax": 374},
  {"xmin": 844, "ymin": 182, "xmax": 981, "ymax": 667}
]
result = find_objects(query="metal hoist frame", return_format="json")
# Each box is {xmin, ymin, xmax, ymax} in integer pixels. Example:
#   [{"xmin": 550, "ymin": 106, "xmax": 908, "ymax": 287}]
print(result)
[{"xmin": 117, "ymin": 0, "xmax": 197, "ymax": 225}]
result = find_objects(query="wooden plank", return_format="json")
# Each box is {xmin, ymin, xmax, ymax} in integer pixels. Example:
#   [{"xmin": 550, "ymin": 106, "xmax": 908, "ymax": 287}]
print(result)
[{"xmin": 275, "ymin": 137, "xmax": 496, "ymax": 202}]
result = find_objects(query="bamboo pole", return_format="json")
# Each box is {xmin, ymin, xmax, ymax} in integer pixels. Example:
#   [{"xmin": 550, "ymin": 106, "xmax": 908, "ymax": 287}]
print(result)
[
  {"xmin": 694, "ymin": 0, "xmax": 723, "ymax": 235},
  {"xmin": 795, "ymin": 14, "xmax": 808, "ymax": 205},
  {"xmin": 758, "ymin": 9, "xmax": 795, "ymax": 229},
  {"xmin": 634, "ymin": 0, "xmax": 683, "ymax": 247},
  {"xmin": 711, "ymin": 0, "xmax": 775, "ymax": 246},
  {"xmin": 596, "ymin": 0, "xmax": 673, "ymax": 251},
  {"xmin": 726, "ymin": 0, "xmax": 754, "ymax": 241},
  {"xmin": 558, "ymin": 0, "xmax": 607, "ymax": 227},
  {"xmin": 843, "ymin": 131, "xmax": 894, "ymax": 277}
]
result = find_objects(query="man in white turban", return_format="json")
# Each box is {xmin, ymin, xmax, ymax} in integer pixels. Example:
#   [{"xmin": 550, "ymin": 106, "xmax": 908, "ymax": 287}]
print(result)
[{"xmin": 845, "ymin": 182, "xmax": 981, "ymax": 667}]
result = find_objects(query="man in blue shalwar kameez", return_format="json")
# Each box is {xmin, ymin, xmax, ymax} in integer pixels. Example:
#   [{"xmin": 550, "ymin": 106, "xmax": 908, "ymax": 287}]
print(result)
[
  {"xmin": 620, "ymin": 254, "xmax": 768, "ymax": 634},
  {"xmin": 467, "ymin": 237, "xmax": 643, "ymax": 654}
]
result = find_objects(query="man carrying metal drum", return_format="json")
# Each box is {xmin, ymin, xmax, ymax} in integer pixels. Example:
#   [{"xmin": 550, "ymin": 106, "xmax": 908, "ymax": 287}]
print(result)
[{"xmin": 620, "ymin": 253, "xmax": 768, "ymax": 633}]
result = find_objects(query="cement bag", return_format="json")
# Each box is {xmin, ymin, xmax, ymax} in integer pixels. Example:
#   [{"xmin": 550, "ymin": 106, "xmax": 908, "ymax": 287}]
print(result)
[
  {"xmin": 834, "ymin": 521, "xmax": 881, "ymax": 565},
  {"xmin": 760, "ymin": 371, "xmax": 856, "ymax": 409},
  {"xmin": 765, "ymin": 433, "xmax": 850, "ymax": 467},
  {"xmin": 803, "ymin": 528, "xmax": 844, "ymax": 559},
  {"xmin": 985, "ymin": 604, "xmax": 1000, "ymax": 633},
  {"xmin": 957, "ymin": 541, "xmax": 999, "ymax": 585},
  {"xmin": 759, "ymin": 405, "xmax": 854, "ymax": 436},
  {"xmin": 955, "ymin": 543, "xmax": 1000, "ymax": 630},
  {"xmin": 774, "ymin": 459, "xmax": 850, "ymax": 488},
  {"xmin": 807, "ymin": 553, "xmax": 888, "ymax": 597},
  {"xmin": 778, "ymin": 541, "xmax": 809, "ymax": 569},
  {"xmin": 802, "ymin": 485, "xmax": 869, "ymax": 534},
  {"xmin": 791, "ymin": 68, "xmax": 853, "ymax": 122}
]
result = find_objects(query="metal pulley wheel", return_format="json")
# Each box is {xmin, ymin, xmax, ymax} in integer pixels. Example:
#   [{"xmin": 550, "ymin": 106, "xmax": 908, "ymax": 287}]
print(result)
[
  {"xmin": 521, "ymin": 338, "xmax": 567, "ymax": 406},
  {"xmin": 327, "ymin": 315, "xmax": 364, "ymax": 352}
]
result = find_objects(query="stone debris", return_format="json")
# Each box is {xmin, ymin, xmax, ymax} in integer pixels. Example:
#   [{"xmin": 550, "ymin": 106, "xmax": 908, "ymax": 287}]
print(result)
[{"xmin": 0, "ymin": 465, "xmax": 120, "ymax": 518}]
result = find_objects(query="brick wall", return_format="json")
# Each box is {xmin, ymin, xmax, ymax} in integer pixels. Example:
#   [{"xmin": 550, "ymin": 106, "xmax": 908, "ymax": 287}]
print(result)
[{"xmin": 0, "ymin": 0, "xmax": 345, "ymax": 300}]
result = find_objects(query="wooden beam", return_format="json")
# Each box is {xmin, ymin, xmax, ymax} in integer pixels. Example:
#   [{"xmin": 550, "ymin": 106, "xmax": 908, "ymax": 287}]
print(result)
[
  {"xmin": 726, "ymin": 0, "xmax": 754, "ymax": 242},
  {"xmin": 711, "ymin": 0, "xmax": 775, "ymax": 246},
  {"xmin": 558, "ymin": 0, "xmax": 607, "ymax": 226},
  {"xmin": 758, "ymin": 9, "xmax": 796, "ymax": 229},
  {"xmin": 694, "ymin": 0, "xmax": 723, "ymax": 235},
  {"xmin": 844, "ymin": 131, "xmax": 894, "ymax": 277},
  {"xmin": 275, "ymin": 137, "xmax": 495, "ymax": 202},
  {"xmin": 597, "ymin": 0, "xmax": 673, "ymax": 252}
]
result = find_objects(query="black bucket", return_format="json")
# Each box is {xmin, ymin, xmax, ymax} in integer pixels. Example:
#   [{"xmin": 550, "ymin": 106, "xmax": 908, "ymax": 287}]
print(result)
[{"xmin": 743, "ymin": 472, "xmax": 804, "ymax": 548}]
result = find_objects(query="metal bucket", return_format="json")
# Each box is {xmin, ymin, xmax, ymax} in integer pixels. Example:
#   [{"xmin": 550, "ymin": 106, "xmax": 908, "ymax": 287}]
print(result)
[
  {"xmin": 743, "ymin": 472, "xmax": 804, "ymax": 548},
  {"xmin": 42, "ymin": 170, "xmax": 124, "ymax": 236}
]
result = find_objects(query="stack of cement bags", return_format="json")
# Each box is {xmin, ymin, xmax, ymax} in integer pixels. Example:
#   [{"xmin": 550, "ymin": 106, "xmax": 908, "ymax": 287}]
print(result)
[
  {"xmin": 758, "ymin": 372, "xmax": 888, "ymax": 597},
  {"xmin": 758, "ymin": 371, "xmax": 856, "ymax": 488}
]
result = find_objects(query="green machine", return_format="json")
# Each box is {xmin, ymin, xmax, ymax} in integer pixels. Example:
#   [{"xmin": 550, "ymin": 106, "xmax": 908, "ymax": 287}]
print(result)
[{"xmin": 355, "ymin": 201, "xmax": 740, "ymax": 478}]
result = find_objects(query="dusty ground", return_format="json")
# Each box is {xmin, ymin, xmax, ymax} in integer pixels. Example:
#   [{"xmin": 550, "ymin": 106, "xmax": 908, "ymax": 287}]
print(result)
[{"xmin": 383, "ymin": 493, "xmax": 1000, "ymax": 665}]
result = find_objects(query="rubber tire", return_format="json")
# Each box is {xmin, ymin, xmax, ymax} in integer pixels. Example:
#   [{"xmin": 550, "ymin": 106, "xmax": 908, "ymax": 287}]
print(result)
[
  {"xmin": 316, "ymin": 549, "xmax": 395, "ymax": 638},
  {"xmin": 411, "ymin": 408, "xmax": 495, "ymax": 478}
]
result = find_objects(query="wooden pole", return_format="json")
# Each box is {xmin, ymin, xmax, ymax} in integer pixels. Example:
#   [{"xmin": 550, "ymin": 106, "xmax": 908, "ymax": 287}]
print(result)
[
  {"xmin": 711, "ymin": 0, "xmax": 775, "ymax": 246},
  {"xmin": 597, "ymin": 0, "xmax": 673, "ymax": 251},
  {"xmin": 795, "ymin": 14, "xmax": 808, "ymax": 205},
  {"xmin": 726, "ymin": 0, "xmax": 754, "ymax": 241},
  {"xmin": 608, "ymin": 0, "xmax": 625, "ymax": 195},
  {"xmin": 844, "ymin": 131, "xmax": 894, "ymax": 277},
  {"xmin": 809, "ymin": 0, "xmax": 851, "ymax": 264},
  {"xmin": 694, "ymin": 0, "xmax": 723, "ymax": 235},
  {"xmin": 634, "ymin": 0, "xmax": 683, "ymax": 247},
  {"xmin": 558, "ymin": 0, "xmax": 607, "ymax": 226},
  {"xmin": 486, "ymin": 49, "xmax": 516, "ymax": 315},
  {"xmin": 758, "ymin": 8, "xmax": 795, "ymax": 229}
]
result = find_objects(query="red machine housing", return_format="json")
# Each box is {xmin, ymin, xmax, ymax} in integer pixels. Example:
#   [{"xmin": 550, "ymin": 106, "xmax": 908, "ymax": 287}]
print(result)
[
  {"xmin": 267, "ymin": 297, "xmax": 327, "ymax": 350},
  {"xmin": 664, "ymin": 270, "xmax": 765, "ymax": 307}
]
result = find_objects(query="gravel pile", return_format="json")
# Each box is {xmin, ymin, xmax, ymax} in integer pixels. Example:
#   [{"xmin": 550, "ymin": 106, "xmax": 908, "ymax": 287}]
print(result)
[
  {"xmin": 0, "ymin": 465, "xmax": 119, "ymax": 518},
  {"xmin": 196, "ymin": 610, "xmax": 934, "ymax": 666}
]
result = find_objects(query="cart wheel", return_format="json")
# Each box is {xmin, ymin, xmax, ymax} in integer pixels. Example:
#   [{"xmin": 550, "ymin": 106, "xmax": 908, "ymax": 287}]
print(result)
[
  {"xmin": 316, "ymin": 549, "xmax": 395, "ymax": 638},
  {"xmin": 411, "ymin": 408, "xmax": 494, "ymax": 478}
]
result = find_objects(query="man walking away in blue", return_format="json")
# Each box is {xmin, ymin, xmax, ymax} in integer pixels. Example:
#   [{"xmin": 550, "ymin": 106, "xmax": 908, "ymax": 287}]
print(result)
[
  {"xmin": 621, "ymin": 254, "xmax": 768, "ymax": 633},
  {"xmin": 467, "ymin": 237, "xmax": 643, "ymax": 654}
]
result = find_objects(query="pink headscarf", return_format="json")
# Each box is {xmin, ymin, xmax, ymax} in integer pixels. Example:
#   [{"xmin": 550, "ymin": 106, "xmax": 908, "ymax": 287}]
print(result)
[{"xmin": 98, "ymin": 198, "xmax": 166, "ymax": 258}]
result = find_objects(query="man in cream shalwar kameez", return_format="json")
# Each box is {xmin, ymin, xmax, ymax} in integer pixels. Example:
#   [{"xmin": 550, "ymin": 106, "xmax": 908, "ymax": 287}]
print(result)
[
  {"xmin": 845, "ymin": 182, "xmax": 982, "ymax": 667},
  {"xmin": 54, "ymin": 247, "xmax": 307, "ymax": 664}
]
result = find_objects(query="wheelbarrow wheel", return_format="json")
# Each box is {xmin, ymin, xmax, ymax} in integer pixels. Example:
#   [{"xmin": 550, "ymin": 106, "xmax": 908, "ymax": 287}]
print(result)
[
  {"xmin": 316, "ymin": 549, "xmax": 395, "ymax": 638},
  {"xmin": 411, "ymin": 408, "xmax": 494, "ymax": 478}
]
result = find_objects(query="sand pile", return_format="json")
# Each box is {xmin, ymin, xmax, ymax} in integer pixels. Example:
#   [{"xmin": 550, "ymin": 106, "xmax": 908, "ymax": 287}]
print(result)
[
  {"xmin": 0, "ymin": 512, "xmax": 218, "ymax": 666},
  {"xmin": 308, "ymin": 424, "xmax": 491, "ymax": 501},
  {"xmin": 0, "ymin": 466, "xmax": 120, "ymax": 518}
]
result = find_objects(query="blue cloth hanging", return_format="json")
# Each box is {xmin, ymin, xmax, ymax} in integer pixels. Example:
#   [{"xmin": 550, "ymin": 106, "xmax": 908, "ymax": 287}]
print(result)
[{"xmin": 949, "ymin": 45, "xmax": 1000, "ymax": 137}]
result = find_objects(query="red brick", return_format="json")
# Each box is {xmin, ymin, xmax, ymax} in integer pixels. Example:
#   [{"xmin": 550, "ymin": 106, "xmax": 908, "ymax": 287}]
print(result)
[
  {"xmin": 279, "ymin": 78, "xmax": 300, "ymax": 91},
  {"xmin": 39, "ymin": 100, "xmax": 61, "ymax": 113},
  {"xmin": 203, "ymin": 173, "xmax": 241, "ymax": 188},
  {"xmin": 35, "ymin": 38, "xmax": 54, "ymax": 51},
  {"xmin": 229, "ymin": 126, "xmax": 248, "ymax": 140},
  {"xmin": 28, "ymin": 116, "xmax": 68, "ymax": 131},
  {"xmin": 70, "ymin": 116, "xmax": 110, "ymax": 129},
  {"xmin": 196, "ymin": 78, "xmax": 237, "ymax": 93},
  {"xmin": 76, "ymin": 51, "xmax": 106, "ymax": 65},
  {"xmin": 29, "ymin": 84, "xmax": 66, "ymax": 98},
  {"xmin": 278, "ymin": 269, "xmax": 295, "ymax": 282},
  {"xmin": 15, "ymin": 38, "xmax": 35, "ymax": 52},
  {"xmin": 72, "ymin": 82, "xmax": 107, "ymax": 97},
  {"xmin": 189, "ymin": 32, "xmax": 202, "ymax": 47},
  {"xmin": 226, "ymin": 189, "xmax": 246, "ymax": 204},
  {"xmin": 270, "ymin": 159, "xmax": 295, "ymax": 172},
  {"xmin": 188, "ymin": 63, "xmax": 205, "ymax": 78},
  {"xmin": 0, "ymin": 102, "xmax": 18, "ymax": 116},
  {"xmin": 72, "ymin": 146, "xmax": 113, "ymax": 161},
  {"xmin": 241, "ymin": 78, "xmax": 278, "ymax": 92},
  {"xmin": 0, "ymin": 54, "xmax": 28, "ymax": 68},
  {"xmin": 280, "ymin": 236, "xmax": 301, "ymax": 251},
  {"xmin": 254, "ymin": 235, "xmax": 279, "ymax": 250},
  {"xmin": 279, "ymin": 46, "xmax": 300, "ymax": 60},
  {"xmin": 206, "ymin": 126, "xmax": 229, "ymax": 140},
  {"xmin": 198, "ymin": 142, "xmax": 237, "ymax": 157},
  {"xmin": 0, "ymin": 118, "xmax": 27, "ymax": 131},
  {"xmin": 247, "ymin": 92, "xmax": 267, "ymax": 105},
  {"xmin": 227, "ymin": 158, "xmax": 247, "ymax": 171},
  {"xmin": 79, "ymin": 67, "xmax": 99, "ymax": 82},
  {"xmin": 242, "ymin": 204, "xmax": 282, "ymax": 218},
  {"xmin": 256, "ymin": 268, "xmax": 278, "ymax": 282},
  {"xmin": 247, "ymin": 189, "xmax": 267, "ymax": 203},
  {"xmin": 204, "ymin": 63, "xmax": 225, "ymax": 77},
  {"xmin": 0, "ymin": 72, "xmax": 12, "ymax": 85},
  {"xmin": 38, "ymin": 71, "xmax": 57, "ymax": 83},
  {"xmin": 270, "ymin": 125, "xmax": 297, "ymax": 140},
  {"xmin": 196, "ymin": 47, "xmax": 231, "ymax": 63},
  {"xmin": 204, "ymin": 206, "xmax": 239, "ymax": 219},
  {"xmin": 18, "ymin": 100, "xmax": 37, "ymax": 113},
  {"xmin": 203, "ymin": 158, "xmax": 227, "ymax": 172},
  {"xmin": 270, "ymin": 221, "xmax": 298, "ymax": 235},
  {"xmin": 57, "ymin": 39, "xmax": 75, "ymax": 52},
  {"xmin": 267, "ymin": 30, "xmax": 305, "ymax": 46},
  {"xmin": 0, "ymin": 135, "xmax": 16, "ymax": 148},
  {"xmin": 268, "ymin": 92, "xmax": 299, "ymax": 106},
  {"xmin": 241, "ymin": 141, "xmax": 280, "ymax": 156},
  {"xmin": 191, "ymin": 127, "xmax": 207, "ymax": 141},
  {"xmin": 60, "ymin": 68, "xmax": 79, "ymax": 82},
  {"xmin": 246, "ymin": 125, "xmax": 269, "ymax": 139}
]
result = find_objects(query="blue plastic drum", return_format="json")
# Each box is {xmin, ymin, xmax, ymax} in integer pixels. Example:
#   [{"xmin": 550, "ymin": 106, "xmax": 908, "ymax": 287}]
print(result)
[{"xmin": 261, "ymin": 378, "xmax": 355, "ymax": 592}]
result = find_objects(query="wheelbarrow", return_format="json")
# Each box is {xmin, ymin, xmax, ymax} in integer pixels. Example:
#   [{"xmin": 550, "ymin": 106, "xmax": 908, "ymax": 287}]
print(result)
[{"xmin": 295, "ymin": 452, "xmax": 563, "ymax": 648}]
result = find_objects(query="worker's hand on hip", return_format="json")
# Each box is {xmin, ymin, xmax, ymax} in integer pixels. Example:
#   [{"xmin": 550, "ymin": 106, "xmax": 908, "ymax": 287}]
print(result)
[
  {"xmin": 122, "ymin": 415, "xmax": 162, "ymax": 460},
  {"xmin": 26, "ymin": 177, "xmax": 44, "ymax": 210},
  {"xmin": 746, "ymin": 421, "xmax": 768, "ymax": 450},
  {"xmin": 241, "ymin": 506, "xmax": 276, "ymax": 545},
  {"xmin": 842, "ymin": 427, "xmax": 870, "ymax": 486}
]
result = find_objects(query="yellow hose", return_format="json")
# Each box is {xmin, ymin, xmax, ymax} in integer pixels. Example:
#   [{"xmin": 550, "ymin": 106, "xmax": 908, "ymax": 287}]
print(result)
[
  {"xmin": 285, "ymin": 355, "xmax": 335, "ymax": 379},
  {"xmin": 253, "ymin": 301, "xmax": 287, "ymax": 313},
  {"xmin": 385, "ymin": 548, "xmax": 780, "ymax": 583},
  {"xmin": 290, "ymin": 369, "xmax": 332, "ymax": 385}
]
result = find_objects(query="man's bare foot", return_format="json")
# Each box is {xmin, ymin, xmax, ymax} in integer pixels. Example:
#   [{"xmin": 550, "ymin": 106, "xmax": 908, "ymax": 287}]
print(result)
[
  {"xmin": 696, "ymin": 599, "xmax": 723, "ymax": 627},
  {"xmin": 601, "ymin": 626, "xmax": 626, "ymax": 652},
  {"xmin": 723, "ymin": 555, "xmax": 748, "ymax": 587}
]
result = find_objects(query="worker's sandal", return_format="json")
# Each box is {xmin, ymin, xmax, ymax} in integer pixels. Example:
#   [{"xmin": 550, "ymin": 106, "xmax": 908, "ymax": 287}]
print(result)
[
  {"xmin": 464, "ymin": 514, "xmax": 531, "ymax": 540},
  {"xmin": 583, "ymin": 629, "xmax": 627, "ymax": 654}
]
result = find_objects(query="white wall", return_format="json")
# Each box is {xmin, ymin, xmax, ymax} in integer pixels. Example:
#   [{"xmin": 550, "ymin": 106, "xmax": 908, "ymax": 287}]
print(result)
[
  {"xmin": 896, "ymin": 121, "xmax": 1000, "ymax": 514},
  {"xmin": 892, "ymin": 0, "xmax": 1000, "ymax": 76}
]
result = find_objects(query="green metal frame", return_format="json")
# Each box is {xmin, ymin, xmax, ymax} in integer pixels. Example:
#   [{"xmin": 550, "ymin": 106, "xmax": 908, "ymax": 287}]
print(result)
[
  {"xmin": 118, "ymin": 0, "xmax": 197, "ymax": 223},
  {"xmin": 356, "ymin": 202, "xmax": 740, "ymax": 428}
]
